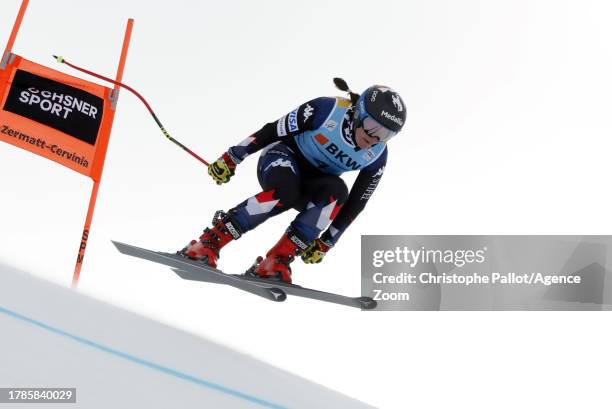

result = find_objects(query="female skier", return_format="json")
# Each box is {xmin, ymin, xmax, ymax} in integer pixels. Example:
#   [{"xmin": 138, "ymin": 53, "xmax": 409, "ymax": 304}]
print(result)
[{"xmin": 180, "ymin": 79, "xmax": 406, "ymax": 283}]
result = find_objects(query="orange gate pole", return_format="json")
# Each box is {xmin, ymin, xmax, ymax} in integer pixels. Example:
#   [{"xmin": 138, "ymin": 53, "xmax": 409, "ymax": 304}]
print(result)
[
  {"xmin": 72, "ymin": 19, "xmax": 134, "ymax": 288},
  {"xmin": 2, "ymin": 0, "xmax": 29, "ymax": 66}
]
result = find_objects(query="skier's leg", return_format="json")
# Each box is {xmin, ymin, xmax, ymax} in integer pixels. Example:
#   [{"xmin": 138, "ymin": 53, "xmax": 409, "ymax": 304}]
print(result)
[
  {"xmin": 228, "ymin": 144, "xmax": 302, "ymax": 232},
  {"xmin": 290, "ymin": 175, "xmax": 349, "ymax": 243},
  {"xmin": 179, "ymin": 210, "xmax": 243, "ymax": 268},
  {"xmin": 181, "ymin": 144, "xmax": 302, "ymax": 267},
  {"xmin": 252, "ymin": 174, "xmax": 349, "ymax": 283}
]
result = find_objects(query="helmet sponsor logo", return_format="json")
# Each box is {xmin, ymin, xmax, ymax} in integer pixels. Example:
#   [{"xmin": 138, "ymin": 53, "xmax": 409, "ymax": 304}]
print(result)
[
  {"xmin": 381, "ymin": 110, "xmax": 404, "ymax": 126},
  {"xmin": 370, "ymin": 90, "xmax": 378, "ymax": 102},
  {"xmin": 303, "ymin": 103, "xmax": 314, "ymax": 123},
  {"xmin": 392, "ymin": 94, "xmax": 404, "ymax": 112},
  {"xmin": 288, "ymin": 108, "xmax": 299, "ymax": 132}
]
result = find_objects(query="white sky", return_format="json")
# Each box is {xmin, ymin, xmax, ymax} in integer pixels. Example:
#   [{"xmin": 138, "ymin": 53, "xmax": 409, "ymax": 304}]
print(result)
[{"xmin": 1, "ymin": 1, "xmax": 612, "ymax": 408}]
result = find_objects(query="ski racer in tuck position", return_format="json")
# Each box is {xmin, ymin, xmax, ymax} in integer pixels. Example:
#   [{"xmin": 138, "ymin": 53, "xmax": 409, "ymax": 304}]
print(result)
[{"xmin": 179, "ymin": 80, "xmax": 406, "ymax": 283}]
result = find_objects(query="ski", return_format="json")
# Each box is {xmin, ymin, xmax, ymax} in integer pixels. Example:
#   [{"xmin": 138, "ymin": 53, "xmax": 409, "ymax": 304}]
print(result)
[
  {"xmin": 112, "ymin": 241, "xmax": 376, "ymax": 309},
  {"xmin": 235, "ymin": 268, "xmax": 377, "ymax": 310},
  {"xmin": 170, "ymin": 268, "xmax": 376, "ymax": 310},
  {"xmin": 173, "ymin": 257, "xmax": 377, "ymax": 309},
  {"xmin": 112, "ymin": 241, "xmax": 286, "ymax": 302}
]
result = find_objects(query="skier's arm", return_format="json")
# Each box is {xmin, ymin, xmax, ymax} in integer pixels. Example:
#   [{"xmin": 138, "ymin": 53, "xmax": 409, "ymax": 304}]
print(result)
[
  {"xmin": 227, "ymin": 97, "xmax": 335, "ymax": 162},
  {"xmin": 208, "ymin": 98, "xmax": 333, "ymax": 185},
  {"xmin": 319, "ymin": 149, "xmax": 388, "ymax": 247}
]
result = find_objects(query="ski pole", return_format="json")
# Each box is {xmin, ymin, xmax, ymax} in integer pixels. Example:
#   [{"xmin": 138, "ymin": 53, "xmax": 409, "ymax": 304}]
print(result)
[{"xmin": 53, "ymin": 55, "xmax": 210, "ymax": 167}]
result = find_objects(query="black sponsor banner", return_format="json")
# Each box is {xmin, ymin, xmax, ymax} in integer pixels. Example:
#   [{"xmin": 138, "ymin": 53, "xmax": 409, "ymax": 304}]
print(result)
[{"xmin": 3, "ymin": 70, "xmax": 104, "ymax": 145}]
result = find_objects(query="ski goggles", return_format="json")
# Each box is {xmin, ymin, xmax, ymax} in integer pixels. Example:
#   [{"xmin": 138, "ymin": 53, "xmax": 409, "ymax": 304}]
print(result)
[{"xmin": 356, "ymin": 115, "xmax": 398, "ymax": 143}]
